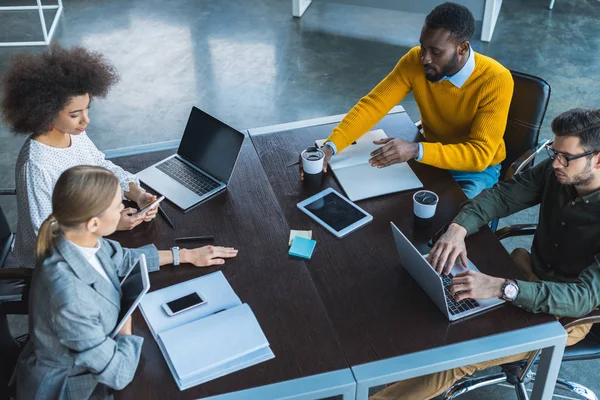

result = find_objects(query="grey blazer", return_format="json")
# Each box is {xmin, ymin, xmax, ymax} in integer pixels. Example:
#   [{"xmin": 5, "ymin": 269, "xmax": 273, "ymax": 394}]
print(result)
[{"xmin": 15, "ymin": 235, "xmax": 159, "ymax": 400}]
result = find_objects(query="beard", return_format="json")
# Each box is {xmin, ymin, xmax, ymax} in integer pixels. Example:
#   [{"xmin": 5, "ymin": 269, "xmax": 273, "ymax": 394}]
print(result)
[
  {"xmin": 425, "ymin": 50, "xmax": 461, "ymax": 82},
  {"xmin": 555, "ymin": 158, "xmax": 595, "ymax": 186}
]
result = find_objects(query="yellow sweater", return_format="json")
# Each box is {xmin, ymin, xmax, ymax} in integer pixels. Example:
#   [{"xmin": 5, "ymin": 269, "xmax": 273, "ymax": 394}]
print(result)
[{"xmin": 327, "ymin": 47, "xmax": 514, "ymax": 172}]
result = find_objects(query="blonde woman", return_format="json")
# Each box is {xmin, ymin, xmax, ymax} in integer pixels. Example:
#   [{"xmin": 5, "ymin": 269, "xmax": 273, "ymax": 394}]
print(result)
[
  {"xmin": 1, "ymin": 45, "xmax": 159, "ymax": 268},
  {"xmin": 15, "ymin": 166, "xmax": 237, "ymax": 399}
]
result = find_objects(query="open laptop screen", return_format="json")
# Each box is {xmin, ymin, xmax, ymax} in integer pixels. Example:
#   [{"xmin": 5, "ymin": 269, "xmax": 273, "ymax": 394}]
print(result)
[{"xmin": 178, "ymin": 107, "xmax": 245, "ymax": 183}]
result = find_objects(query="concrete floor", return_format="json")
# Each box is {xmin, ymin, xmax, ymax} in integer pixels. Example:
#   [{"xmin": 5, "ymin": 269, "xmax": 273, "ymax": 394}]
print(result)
[{"xmin": 2, "ymin": 0, "xmax": 600, "ymax": 398}]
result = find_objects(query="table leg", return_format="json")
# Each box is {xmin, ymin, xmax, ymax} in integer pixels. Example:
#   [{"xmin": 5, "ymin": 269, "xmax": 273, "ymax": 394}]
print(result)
[
  {"xmin": 292, "ymin": 0, "xmax": 312, "ymax": 17},
  {"xmin": 530, "ymin": 340, "xmax": 566, "ymax": 400}
]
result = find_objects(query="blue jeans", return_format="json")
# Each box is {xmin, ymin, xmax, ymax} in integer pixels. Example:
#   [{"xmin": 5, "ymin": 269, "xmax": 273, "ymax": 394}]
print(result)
[{"xmin": 449, "ymin": 164, "xmax": 501, "ymax": 199}]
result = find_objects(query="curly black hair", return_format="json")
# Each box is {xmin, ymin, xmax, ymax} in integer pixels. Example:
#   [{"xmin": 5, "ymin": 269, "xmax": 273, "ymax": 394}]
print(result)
[
  {"xmin": 425, "ymin": 2, "xmax": 475, "ymax": 44},
  {"xmin": 1, "ymin": 44, "xmax": 119, "ymax": 136}
]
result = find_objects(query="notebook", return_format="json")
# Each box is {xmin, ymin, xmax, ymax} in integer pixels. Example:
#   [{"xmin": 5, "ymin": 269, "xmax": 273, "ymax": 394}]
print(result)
[
  {"xmin": 318, "ymin": 129, "xmax": 423, "ymax": 201},
  {"xmin": 139, "ymin": 271, "xmax": 275, "ymax": 390}
]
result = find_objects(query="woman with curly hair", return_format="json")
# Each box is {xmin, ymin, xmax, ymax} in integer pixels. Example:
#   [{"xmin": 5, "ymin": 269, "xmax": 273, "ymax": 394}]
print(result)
[{"xmin": 1, "ymin": 45, "xmax": 158, "ymax": 268}]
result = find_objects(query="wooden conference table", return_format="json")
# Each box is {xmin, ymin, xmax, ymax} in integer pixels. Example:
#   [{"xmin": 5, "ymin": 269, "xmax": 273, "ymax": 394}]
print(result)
[{"xmin": 111, "ymin": 106, "xmax": 566, "ymax": 400}]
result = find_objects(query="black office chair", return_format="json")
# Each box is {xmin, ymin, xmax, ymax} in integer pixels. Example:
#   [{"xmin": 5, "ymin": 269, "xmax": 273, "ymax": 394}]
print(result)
[
  {"xmin": 442, "ymin": 225, "xmax": 600, "ymax": 400},
  {"xmin": 0, "ymin": 195, "xmax": 32, "ymax": 314},
  {"xmin": 487, "ymin": 71, "xmax": 551, "ymax": 231},
  {"xmin": 0, "ymin": 199, "xmax": 31, "ymax": 398}
]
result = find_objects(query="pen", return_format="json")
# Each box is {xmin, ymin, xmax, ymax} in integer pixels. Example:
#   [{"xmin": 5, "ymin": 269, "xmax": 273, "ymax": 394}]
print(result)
[
  {"xmin": 175, "ymin": 235, "xmax": 215, "ymax": 242},
  {"xmin": 157, "ymin": 206, "xmax": 175, "ymax": 229}
]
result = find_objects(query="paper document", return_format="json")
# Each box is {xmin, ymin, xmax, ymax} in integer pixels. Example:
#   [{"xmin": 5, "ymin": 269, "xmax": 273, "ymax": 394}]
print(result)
[{"xmin": 320, "ymin": 129, "xmax": 423, "ymax": 201}]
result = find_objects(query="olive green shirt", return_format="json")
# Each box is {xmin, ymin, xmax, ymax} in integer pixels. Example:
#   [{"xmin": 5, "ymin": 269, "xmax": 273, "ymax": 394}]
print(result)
[{"xmin": 453, "ymin": 158, "xmax": 600, "ymax": 318}]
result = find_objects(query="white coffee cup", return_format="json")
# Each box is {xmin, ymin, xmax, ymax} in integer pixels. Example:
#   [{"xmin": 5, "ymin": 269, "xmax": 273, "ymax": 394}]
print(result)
[
  {"xmin": 301, "ymin": 147, "xmax": 325, "ymax": 175},
  {"xmin": 413, "ymin": 190, "xmax": 439, "ymax": 219}
]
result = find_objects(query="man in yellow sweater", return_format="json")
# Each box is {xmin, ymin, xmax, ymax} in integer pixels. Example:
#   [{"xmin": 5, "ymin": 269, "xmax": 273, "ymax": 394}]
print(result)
[{"xmin": 316, "ymin": 2, "xmax": 514, "ymax": 198}]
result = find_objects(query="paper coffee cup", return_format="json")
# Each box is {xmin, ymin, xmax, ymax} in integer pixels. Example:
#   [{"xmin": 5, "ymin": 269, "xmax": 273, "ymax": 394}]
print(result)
[
  {"xmin": 413, "ymin": 190, "xmax": 439, "ymax": 219},
  {"xmin": 301, "ymin": 147, "xmax": 325, "ymax": 175}
]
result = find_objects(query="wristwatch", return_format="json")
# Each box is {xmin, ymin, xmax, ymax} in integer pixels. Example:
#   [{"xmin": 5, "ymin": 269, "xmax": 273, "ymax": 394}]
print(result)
[
  {"xmin": 171, "ymin": 246, "xmax": 180, "ymax": 266},
  {"xmin": 501, "ymin": 280, "xmax": 519, "ymax": 301}
]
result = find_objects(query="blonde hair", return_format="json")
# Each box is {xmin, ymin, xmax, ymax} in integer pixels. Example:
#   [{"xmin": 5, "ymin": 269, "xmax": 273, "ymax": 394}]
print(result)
[{"xmin": 36, "ymin": 165, "xmax": 119, "ymax": 262}]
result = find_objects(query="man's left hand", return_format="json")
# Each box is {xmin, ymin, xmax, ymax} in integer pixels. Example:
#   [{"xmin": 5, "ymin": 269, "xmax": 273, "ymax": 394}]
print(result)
[
  {"xmin": 369, "ymin": 138, "xmax": 419, "ymax": 168},
  {"xmin": 450, "ymin": 270, "xmax": 505, "ymax": 302}
]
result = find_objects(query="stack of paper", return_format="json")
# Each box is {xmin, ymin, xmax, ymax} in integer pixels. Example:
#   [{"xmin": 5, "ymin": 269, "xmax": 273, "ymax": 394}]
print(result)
[
  {"xmin": 139, "ymin": 271, "xmax": 275, "ymax": 390},
  {"xmin": 320, "ymin": 129, "xmax": 423, "ymax": 201}
]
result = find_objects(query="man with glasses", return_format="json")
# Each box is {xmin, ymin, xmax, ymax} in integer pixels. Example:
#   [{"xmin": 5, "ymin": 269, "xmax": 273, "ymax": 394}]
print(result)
[
  {"xmin": 301, "ymin": 2, "xmax": 514, "ymax": 198},
  {"xmin": 372, "ymin": 108, "xmax": 600, "ymax": 400}
]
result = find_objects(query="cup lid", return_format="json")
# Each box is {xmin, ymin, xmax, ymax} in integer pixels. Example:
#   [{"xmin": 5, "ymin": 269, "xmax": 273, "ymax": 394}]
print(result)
[{"xmin": 414, "ymin": 191, "xmax": 438, "ymax": 205}]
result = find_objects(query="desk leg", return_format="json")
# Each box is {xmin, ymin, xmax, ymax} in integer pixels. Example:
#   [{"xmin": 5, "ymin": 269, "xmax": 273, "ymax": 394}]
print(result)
[
  {"xmin": 292, "ymin": 0, "xmax": 312, "ymax": 17},
  {"xmin": 530, "ymin": 342, "xmax": 566, "ymax": 400},
  {"xmin": 481, "ymin": 0, "xmax": 503, "ymax": 42}
]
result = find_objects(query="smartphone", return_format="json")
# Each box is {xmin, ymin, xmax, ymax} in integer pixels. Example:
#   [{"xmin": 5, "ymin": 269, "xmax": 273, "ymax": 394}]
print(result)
[
  {"xmin": 133, "ymin": 195, "xmax": 165, "ymax": 217},
  {"xmin": 162, "ymin": 292, "xmax": 207, "ymax": 316}
]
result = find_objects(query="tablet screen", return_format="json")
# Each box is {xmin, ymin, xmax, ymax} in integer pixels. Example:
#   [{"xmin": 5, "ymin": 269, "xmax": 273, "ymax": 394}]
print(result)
[{"xmin": 304, "ymin": 192, "xmax": 368, "ymax": 232}]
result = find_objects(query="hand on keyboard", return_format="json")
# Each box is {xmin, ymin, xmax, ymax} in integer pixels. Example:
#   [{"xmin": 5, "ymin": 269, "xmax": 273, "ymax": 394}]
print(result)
[
  {"xmin": 449, "ymin": 270, "xmax": 505, "ymax": 302},
  {"xmin": 428, "ymin": 223, "xmax": 468, "ymax": 276}
]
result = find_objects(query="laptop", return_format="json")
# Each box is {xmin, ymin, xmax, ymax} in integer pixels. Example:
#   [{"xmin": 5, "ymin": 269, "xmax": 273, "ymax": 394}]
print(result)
[
  {"xmin": 391, "ymin": 222, "xmax": 504, "ymax": 321},
  {"xmin": 111, "ymin": 254, "xmax": 150, "ymax": 338},
  {"xmin": 137, "ymin": 107, "xmax": 245, "ymax": 211}
]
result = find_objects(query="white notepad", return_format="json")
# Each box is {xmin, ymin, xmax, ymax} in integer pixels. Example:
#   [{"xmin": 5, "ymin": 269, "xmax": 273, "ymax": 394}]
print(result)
[
  {"xmin": 321, "ymin": 129, "xmax": 423, "ymax": 201},
  {"xmin": 139, "ymin": 272, "xmax": 275, "ymax": 390}
]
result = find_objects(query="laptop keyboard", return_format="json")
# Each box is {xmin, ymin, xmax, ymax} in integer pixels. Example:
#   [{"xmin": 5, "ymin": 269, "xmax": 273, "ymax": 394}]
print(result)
[
  {"xmin": 441, "ymin": 274, "xmax": 480, "ymax": 316},
  {"xmin": 156, "ymin": 158, "xmax": 220, "ymax": 196}
]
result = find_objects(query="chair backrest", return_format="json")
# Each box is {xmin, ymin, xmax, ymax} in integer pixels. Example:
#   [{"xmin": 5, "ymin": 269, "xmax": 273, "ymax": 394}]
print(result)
[
  {"xmin": 500, "ymin": 71, "xmax": 551, "ymax": 179},
  {"xmin": 0, "ymin": 206, "xmax": 14, "ymax": 268}
]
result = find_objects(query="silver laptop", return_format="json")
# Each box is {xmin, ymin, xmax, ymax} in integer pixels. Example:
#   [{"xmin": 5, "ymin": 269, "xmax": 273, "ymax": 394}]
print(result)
[
  {"xmin": 391, "ymin": 222, "xmax": 504, "ymax": 321},
  {"xmin": 137, "ymin": 107, "xmax": 245, "ymax": 211}
]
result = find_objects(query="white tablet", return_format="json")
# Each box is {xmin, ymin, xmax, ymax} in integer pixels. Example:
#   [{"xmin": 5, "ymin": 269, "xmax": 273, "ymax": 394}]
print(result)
[
  {"xmin": 111, "ymin": 254, "xmax": 150, "ymax": 338},
  {"xmin": 297, "ymin": 188, "xmax": 373, "ymax": 238}
]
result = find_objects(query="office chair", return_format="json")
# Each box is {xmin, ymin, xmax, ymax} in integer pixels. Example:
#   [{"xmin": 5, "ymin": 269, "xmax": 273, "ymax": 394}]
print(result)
[
  {"xmin": 0, "ymin": 199, "xmax": 32, "ymax": 315},
  {"xmin": 0, "ymin": 198, "xmax": 31, "ymax": 397},
  {"xmin": 442, "ymin": 225, "xmax": 600, "ymax": 400}
]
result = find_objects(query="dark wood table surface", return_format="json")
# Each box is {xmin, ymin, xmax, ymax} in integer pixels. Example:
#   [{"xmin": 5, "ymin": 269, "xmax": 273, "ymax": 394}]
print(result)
[
  {"xmin": 250, "ymin": 112, "xmax": 556, "ymax": 367},
  {"xmin": 111, "ymin": 139, "xmax": 349, "ymax": 399}
]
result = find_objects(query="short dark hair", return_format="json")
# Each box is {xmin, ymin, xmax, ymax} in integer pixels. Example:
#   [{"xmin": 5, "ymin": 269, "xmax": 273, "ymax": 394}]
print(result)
[
  {"xmin": 552, "ymin": 108, "xmax": 600, "ymax": 152},
  {"xmin": 1, "ymin": 45, "xmax": 119, "ymax": 136},
  {"xmin": 425, "ymin": 2, "xmax": 475, "ymax": 43}
]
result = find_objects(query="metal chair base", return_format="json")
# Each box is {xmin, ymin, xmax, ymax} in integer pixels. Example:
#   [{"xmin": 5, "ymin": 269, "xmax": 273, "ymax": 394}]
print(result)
[{"xmin": 444, "ymin": 374, "xmax": 597, "ymax": 400}]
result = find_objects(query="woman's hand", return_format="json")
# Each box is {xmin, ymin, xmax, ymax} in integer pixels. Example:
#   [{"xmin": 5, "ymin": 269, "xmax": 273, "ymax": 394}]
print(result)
[
  {"xmin": 181, "ymin": 246, "xmax": 238, "ymax": 267},
  {"xmin": 136, "ymin": 192, "xmax": 158, "ymax": 222},
  {"xmin": 117, "ymin": 207, "xmax": 145, "ymax": 231},
  {"xmin": 117, "ymin": 316, "xmax": 132, "ymax": 336}
]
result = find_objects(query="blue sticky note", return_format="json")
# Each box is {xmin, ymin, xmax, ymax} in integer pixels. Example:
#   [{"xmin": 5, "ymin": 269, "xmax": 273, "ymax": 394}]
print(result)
[{"xmin": 288, "ymin": 237, "xmax": 317, "ymax": 259}]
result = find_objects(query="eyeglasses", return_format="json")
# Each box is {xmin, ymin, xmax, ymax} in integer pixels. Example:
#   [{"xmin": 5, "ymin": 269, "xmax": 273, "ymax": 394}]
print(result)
[{"xmin": 545, "ymin": 141, "xmax": 598, "ymax": 167}]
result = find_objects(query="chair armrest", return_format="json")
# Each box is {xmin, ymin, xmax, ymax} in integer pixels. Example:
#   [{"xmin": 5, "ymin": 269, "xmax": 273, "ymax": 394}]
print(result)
[
  {"xmin": 505, "ymin": 149, "xmax": 534, "ymax": 181},
  {"xmin": 0, "ymin": 267, "xmax": 33, "ymax": 281},
  {"xmin": 561, "ymin": 309, "xmax": 600, "ymax": 330},
  {"xmin": 0, "ymin": 188, "xmax": 16, "ymax": 196},
  {"xmin": 495, "ymin": 224, "xmax": 538, "ymax": 240}
]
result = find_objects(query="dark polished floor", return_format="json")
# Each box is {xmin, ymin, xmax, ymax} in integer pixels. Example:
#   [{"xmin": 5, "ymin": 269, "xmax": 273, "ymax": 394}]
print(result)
[{"xmin": 1, "ymin": 0, "xmax": 600, "ymax": 398}]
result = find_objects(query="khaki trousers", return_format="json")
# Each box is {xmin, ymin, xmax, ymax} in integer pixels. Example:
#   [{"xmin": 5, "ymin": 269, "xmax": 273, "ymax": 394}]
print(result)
[{"xmin": 370, "ymin": 248, "xmax": 592, "ymax": 400}]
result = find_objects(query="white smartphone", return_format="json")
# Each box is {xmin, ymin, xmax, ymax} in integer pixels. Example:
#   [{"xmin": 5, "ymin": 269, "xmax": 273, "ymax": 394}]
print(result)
[
  {"xmin": 162, "ymin": 292, "xmax": 207, "ymax": 316},
  {"xmin": 133, "ymin": 195, "xmax": 165, "ymax": 217}
]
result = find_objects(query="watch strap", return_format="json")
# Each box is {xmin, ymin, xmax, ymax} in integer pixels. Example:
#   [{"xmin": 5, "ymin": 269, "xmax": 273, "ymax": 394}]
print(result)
[{"xmin": 171, "ymin": 246, "xmax": 180, "ymax": 266}]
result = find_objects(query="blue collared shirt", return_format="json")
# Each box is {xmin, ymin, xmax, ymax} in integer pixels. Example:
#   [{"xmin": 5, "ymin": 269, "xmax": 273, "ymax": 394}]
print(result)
[{"xmin": 443, "ymin": 45, "xmax": 476, "ymax": 89}]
